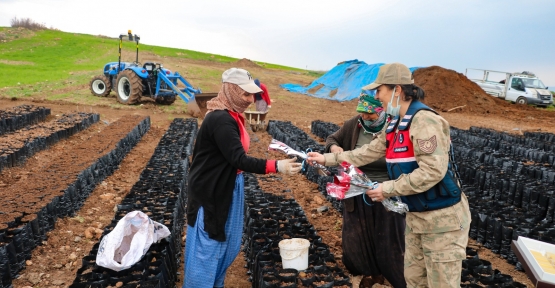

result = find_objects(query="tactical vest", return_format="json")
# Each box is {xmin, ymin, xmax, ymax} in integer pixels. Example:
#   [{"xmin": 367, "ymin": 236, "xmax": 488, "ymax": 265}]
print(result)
[{"xmin": 385, "ymin": 101, "xmax": 461, "ymax": 212}]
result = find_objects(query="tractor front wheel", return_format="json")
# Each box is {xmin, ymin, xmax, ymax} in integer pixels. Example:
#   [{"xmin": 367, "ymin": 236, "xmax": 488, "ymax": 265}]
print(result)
[
  {"xmin": 116, "ymin": 70, "xmax": 143, "ymax": 105},
  {"xmin": 89, "ymin": 75, "xmax": 112, "ymax": 97},
  {"xmin": 155, "ymin": 96, "xmax": 176, "ymax": 105}
]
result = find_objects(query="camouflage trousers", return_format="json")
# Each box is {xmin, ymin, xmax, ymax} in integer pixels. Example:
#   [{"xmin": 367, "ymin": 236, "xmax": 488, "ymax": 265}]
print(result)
[{"xmin": 404, "ymin": 225, "xmax": 469, "ymax": 288}]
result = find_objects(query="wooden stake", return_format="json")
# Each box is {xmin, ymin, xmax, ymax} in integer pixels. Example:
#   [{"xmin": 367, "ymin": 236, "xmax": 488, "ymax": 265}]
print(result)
[{"xmin": 447, "ymin": 105, "xmax": 467, "ymax": 112}]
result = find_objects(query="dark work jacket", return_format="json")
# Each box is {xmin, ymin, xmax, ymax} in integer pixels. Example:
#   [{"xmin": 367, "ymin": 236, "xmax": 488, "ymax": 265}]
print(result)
[
  {"xmin": 187, "ymin": 110, "xmax": 267, "ymax": 241},
  {"xmin": 325, "ymin": 115, "xmax": 389, "ymax": 212}
]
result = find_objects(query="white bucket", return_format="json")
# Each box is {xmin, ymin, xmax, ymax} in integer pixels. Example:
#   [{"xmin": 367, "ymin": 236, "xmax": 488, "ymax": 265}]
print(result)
[{"xmin": 279, "ymin": 238, "xmax": 310, "ymax": 271}]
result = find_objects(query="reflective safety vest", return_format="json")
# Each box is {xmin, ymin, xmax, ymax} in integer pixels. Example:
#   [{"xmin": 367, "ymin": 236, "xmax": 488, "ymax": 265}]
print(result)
[{"xmin": 385, "ymin": 101, "xmax": 461, "ymax": 212}]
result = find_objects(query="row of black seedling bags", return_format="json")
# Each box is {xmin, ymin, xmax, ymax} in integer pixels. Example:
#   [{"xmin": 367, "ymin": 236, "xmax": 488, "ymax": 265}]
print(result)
[
  {"xmin": 69, "ymin": 118, "xmax": 197, "ymax": 288},
  {"xmin": 461, "ymin": 247, "xmax": 526, "ymax": 287},
  {"xmin": 0, "ymin": 117, "xmax": 151, "ymax": 288},
  {"xmin": 467, "ymin": 126, "xmax": 555, "ymax": 153},
  {"xmin": 0, "ymin": 105, "xmax": 50, "ymax": 136},
  {"xmin": 242, "ymin": 173, "xmax": 351, "ymax": 288},
  {"xmin": 454, "ymin": 145, "xmax": 546, "ymax": 181},
  {"xmin": 452, "ymin": 127, "xmax": 555, "ymax": 166},
  {"xmin": 453, "ymin": 127, "xmax": 555, "ymax": 269},
  {"xmin": 460, "ymin": 174, "xmax": 555, "ymax": 266},
  {"xmin": 310, "ymin": 121, "xmax": 340, "ymax": 142},
  {"xmin": 0, "ymin": 113, "xmax": 100, "ymax": 173},
  {"xmin": 267, "ymin": 120, "xmax": 343, "ymax": 213}
]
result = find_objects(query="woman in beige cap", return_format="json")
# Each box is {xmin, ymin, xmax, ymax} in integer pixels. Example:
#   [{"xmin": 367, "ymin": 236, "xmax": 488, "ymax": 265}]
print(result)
[
  {"xmin": 184, "ymin": 68, "xmax": 301, "ymax": 288},
  {"xmin": 308, "ymin": 63, "xmax": 470, "ymax": 288}
]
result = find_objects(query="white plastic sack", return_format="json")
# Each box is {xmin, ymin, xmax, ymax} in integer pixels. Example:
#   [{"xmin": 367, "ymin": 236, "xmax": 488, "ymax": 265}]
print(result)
[{"xmin": 96, "ymin": 211, "xmax": 171, "ymax": 271}]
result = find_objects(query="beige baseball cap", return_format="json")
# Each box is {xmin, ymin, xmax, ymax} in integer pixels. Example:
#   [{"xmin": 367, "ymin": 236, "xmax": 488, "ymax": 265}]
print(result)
[
  {"xmin": 222, "ymin": 68, "xmax": 263, "ymax": 93},
  {"xmin": 362, "ymin": 63, "xmax": 414, "ymax": 90}
]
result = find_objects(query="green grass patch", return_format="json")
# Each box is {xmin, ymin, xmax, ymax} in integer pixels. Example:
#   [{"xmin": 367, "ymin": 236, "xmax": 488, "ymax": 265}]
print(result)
[
  {"xmin": 0, "ymin": 27, "xmax": 323, "ymax": 104},
  {"xmin": 0, "ymin": 27, "xmax": 319, "ymax": 94}
]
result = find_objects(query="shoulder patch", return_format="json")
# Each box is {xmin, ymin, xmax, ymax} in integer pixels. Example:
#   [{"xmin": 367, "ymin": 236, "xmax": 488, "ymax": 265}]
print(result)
[{"xmin": 416, "ymin": 135, "xmax": 437, "ymax": 154}]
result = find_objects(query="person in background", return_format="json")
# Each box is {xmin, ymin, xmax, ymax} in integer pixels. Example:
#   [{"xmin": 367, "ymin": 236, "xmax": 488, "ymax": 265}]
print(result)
[
  {"xmin": 325, "ymin": 93, "xmax": 406, "ymax": 288},
  {"xmin": 254, "ymin": 79, "xmax": 271, "ymax": 112},
  {"xmin": 308, "ymin": 63, "xmax": 470, "ymax": 288},
  {"xmin": 184, "ymin": 68, "xmax": 302, "ymax": 288}
]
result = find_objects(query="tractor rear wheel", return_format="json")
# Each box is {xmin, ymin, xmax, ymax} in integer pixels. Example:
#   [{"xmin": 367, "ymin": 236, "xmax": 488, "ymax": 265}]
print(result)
[
  {"xmin": 116, "ymin": 70, "xmax": 143, "ymax": 105},
  {"xmin": 155, "ymin": 96, "xmax": 177, "ymax": 105},
  {"xmin": 89, "ymin": 75, "xmax": 112, "ymax": 97}
]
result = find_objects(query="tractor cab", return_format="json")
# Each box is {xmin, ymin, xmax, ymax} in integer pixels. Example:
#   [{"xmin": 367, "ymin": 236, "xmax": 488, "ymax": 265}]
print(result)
[{"xmin": 143, "ymin": 62, "xmax": 156, "ymax": 73}]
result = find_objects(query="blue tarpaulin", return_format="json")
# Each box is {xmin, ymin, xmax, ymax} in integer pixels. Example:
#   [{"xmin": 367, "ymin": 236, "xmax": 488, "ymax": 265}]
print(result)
[{"xmin": 281, "ymin": 60, "xmax": 420, "ymax": 102}]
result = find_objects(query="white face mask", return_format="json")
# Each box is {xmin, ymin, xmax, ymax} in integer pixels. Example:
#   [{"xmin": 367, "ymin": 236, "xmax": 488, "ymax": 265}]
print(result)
[{"xmin": 385, "ymin": 87, "xmax": 401, "ymax": 117}]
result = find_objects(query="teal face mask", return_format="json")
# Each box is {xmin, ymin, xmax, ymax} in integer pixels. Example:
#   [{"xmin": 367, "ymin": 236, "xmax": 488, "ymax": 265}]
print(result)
[{"xmin": 363, "ymin": 119, "xmax": 375, "ymax": 126}]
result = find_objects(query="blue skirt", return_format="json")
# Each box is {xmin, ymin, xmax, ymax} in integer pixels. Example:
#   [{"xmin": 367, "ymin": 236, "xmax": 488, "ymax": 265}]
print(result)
[{"xmin": 183, "ymin": 173, "xmax": 244, "ymax": 288}]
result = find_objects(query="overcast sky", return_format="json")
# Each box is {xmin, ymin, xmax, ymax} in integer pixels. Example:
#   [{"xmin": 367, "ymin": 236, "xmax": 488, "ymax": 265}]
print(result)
[{"xmin": 1, "ymin": 0, "xmax": 554, "ymax": 87}]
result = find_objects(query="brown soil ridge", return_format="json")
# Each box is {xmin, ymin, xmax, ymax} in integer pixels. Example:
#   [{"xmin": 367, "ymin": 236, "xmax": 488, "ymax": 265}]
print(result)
[
  {"xmin": 0, "ymin": 113, "xmax": 92, "ymax": 158},
  {"xmin": 12, "ymin": 125, "xmax": 166, "ymax": 288},
  {"xmin": 414, "ymin": 66, "xmax": 555, "ymax": 123},
  {"xmin": 0, "ymin": 115, "xmax": 148, "ymax": 233}
]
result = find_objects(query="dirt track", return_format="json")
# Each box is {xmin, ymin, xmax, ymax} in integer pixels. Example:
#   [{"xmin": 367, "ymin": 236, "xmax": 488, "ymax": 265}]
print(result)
[{"xmin": 2, "ymin": 61, "xmax": 554, "ymax": 287}]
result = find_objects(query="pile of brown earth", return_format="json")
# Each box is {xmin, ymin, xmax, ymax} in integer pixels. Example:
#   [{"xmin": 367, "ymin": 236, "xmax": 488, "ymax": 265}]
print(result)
[
  {"xmin": 234, "ymin": 58, "xmax": 261, "ymax": 68},
  {"xmin": 414, "ymin": 66, "xmax": 555, "ymax": 124}
]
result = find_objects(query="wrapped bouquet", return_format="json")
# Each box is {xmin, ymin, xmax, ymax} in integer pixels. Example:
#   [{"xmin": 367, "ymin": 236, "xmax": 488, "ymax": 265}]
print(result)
[{"xmin": 326, "ymin": 162, "xmax": 408, "ymax": 214}]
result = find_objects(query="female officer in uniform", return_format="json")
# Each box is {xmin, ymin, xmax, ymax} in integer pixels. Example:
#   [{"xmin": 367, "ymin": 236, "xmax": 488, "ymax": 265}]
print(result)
[{"xmin": 308, "ymin": 63, "xmax": 470, "ymax": 288}]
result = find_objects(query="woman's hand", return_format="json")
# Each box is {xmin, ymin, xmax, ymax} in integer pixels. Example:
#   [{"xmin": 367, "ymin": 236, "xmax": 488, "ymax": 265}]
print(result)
[
  {"xmin": 366, "ymin": 183, "xmax": 384, "ymax": 202},
  {"xmin": 330, "ymin": 145, "xmax": 344, "ymax": 153},
  {"xmin": 277, "ymin": 157, "xmax": 302, "ymax": 175},
  {"xmin": 307, "ymin": 152, "xmax": 325, "ymax": 166}
]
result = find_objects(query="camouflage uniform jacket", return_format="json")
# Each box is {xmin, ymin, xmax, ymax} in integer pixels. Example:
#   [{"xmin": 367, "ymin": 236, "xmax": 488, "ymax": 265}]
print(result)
[{"xmin": 323, "ymin": 110, "xmax": 470, "ymax": 234}]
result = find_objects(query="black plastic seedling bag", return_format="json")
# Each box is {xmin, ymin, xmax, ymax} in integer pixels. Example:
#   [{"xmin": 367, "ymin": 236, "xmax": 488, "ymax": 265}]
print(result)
[
  {"xmin": 513, "ymin": 181, "xmax": 524, "ymax": 207},
  {"xmin": 477, "ymin": 214, "xmax": 488, "ymax": 244},
  {"xmin": 0, "ymin": 245, "xmax": 11, "ymax": 286}
]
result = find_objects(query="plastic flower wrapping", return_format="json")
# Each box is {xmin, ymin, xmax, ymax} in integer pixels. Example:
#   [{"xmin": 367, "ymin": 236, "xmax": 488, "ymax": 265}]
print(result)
[
  {"xmin": 326, "ymin": 162, "xmax": 409, "ymax": 214},
  {"xmin": 268, "ymin": 139, "xmax": 331, "ymax": 176}
]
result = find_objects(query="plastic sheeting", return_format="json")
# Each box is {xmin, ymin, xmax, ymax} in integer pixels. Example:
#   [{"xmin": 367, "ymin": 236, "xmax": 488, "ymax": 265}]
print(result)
[{"xmin": 281, "ymin": 60, "xmax": 420, "ymax": 102}]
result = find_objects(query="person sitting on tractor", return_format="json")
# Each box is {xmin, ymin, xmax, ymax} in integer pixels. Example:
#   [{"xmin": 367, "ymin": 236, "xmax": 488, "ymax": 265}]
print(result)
[{"xmin": 254, "ymin": 79, "xmax": 271, "ymax": 113}]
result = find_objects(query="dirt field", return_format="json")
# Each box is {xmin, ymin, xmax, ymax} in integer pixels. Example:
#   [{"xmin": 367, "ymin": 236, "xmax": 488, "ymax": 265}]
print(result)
[{"xmin": 2, "ymin": 59, "xmax": 554, "ymax": 287}]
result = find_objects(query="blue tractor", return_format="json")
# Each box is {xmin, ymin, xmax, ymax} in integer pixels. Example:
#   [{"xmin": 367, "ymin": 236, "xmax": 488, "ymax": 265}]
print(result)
[{"xmin": 89, "ymin": 31, "xmax": 202, "ymax": 105}]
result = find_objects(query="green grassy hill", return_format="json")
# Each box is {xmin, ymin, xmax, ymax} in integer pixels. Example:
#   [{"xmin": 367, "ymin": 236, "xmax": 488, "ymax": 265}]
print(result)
[
  {"xmin": 0, "ymin": 27, "xmax": 323, "ymax": 113},
  {"xmin": 0, "ymin": 27, "xmax": 320, "ymax": 101}
]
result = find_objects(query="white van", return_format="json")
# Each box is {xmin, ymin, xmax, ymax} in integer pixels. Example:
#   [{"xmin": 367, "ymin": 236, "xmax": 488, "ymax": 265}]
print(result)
[{"xmin": 465, "ymin": 69, "xmax": 552, "ymax": 106}]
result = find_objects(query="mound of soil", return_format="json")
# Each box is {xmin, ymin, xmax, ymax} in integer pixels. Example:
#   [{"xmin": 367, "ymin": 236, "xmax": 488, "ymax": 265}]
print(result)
[
  {"xmin": 414, "ymin": 66, "xmax": 498, "ymax": 114},
  {"xmin": 234, "ymin": 58, "xmax": 261, "ymax": 69},
  {"xmin": 415, "ymin": 66, "xmax": 540, "ymax": 113}
]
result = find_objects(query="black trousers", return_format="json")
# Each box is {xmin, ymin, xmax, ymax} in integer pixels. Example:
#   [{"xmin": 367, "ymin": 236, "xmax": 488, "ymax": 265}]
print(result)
[{"xmin": 342, "ymin": 194, "xmax": 407, "ymax": 288}]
